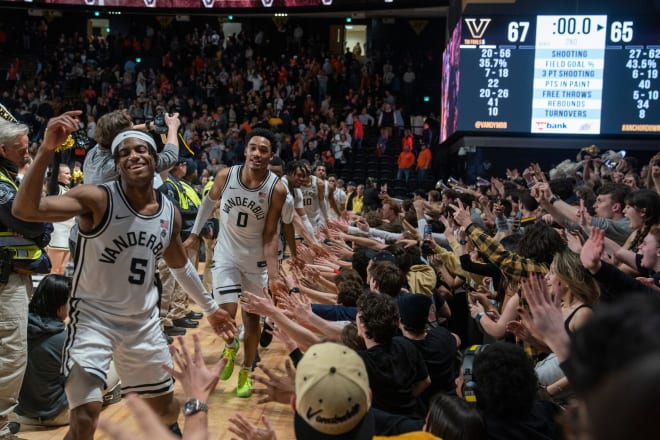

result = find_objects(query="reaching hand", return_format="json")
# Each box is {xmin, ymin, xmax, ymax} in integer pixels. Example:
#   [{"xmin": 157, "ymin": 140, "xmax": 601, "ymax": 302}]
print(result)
[
  {"xmin": 182, "ymin": 233, "xmax": 200, "ymax": 251},
  {"xmin": 565, "ymin": 229, "xmax": 585, "ymax": 254},
  {"xmin": 327, "ymin": 219, "xmax": 348, "ymax": 233},
  {"xmin": 251, "ymin": 359, "xmax": 296, "ymax": 405},
  {"xmin": 270, "ymin": 323, "xmax": 298, "ymax": 353},
  {"xmin": 227, "ymin": 414, "xmax": 277, "ymax": 440},
  {"xmin": 580, "ymin": 228, "xmax": 605, "ymax": 274},
  {"xmin": 575, "ymin": 198, "xmax": 592, "ymax": 229},
  {"xmin": 310, "ymin": 243, "xmax": 330, "ymax": 259},
  {"xmin": 449, "ymin": 199, "xmax": 472, "ymax": 227},
  {"xmin": 165, "ymin": 112, "xmax": 181, "ymax": 130},
  {"xmin": 505, "ymin": 320, "xmax": 533, "ymax": 343},
  {"xmin": 468, "ymin": 302, "xmax": 485, "ymax": 319},
  {"xmin": 518, "ymin": 274, "xmax": 568, "ymax": 359},
  {"xmin": 98, "ymin": 395, "xmax": 178, "ymax": 440},
  {"xmin": 303, "ymin": 266, "xmax": 320, "ymax": 282},
  {"xmin": 207, "ymin": 308, "xmax": 237, "ymax": 341},
  {"xmin": 530, "ymin": 182, "xmax": 551, "ymax": 204},
  {"xmin": 163, "ymin": 334, "xmax": 225, "ymax": 402},
  {"xmin": 280, "ymin": 266, "xmax": 299, "ymax": 291},
  {"xmin": 298, "ymin": 245, "xmax": 315, "ymax": 264},
  {"xmin": 355, "ymin": 218, "xmax": 370, "ymax": 232},
  {"xmin": 636, "ymin": 277, "xmax": 660, "ymax": 290},
  {"xmin": 239, "ymin": 289, "xmax": 276, "ymax": 317},
  {"xmin": 268, "ymin": 274, "xmax": 286, "ymax": 298},
  {"xmin": 468, "ymin": 290, "xmax": 492, "ymax": 310},
  {"xmin": 279, "ymin": 291, "xmax": 312, "ymax": 324}
]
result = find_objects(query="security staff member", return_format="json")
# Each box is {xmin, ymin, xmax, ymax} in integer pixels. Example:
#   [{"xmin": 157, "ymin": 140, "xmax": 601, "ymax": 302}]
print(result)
[
  {"xmin": 0, "ymin": 118, "xmax": 53, "ymax": 439},
  {"xmin": 158, "ymin": 158, "xmax": 206, "ymax": 335}
]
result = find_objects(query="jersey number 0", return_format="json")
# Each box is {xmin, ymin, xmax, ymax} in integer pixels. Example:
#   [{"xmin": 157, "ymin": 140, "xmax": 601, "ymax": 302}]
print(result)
[{"xmin": 237, "ymin": 212, "xmax": 248, "ymax": 228}]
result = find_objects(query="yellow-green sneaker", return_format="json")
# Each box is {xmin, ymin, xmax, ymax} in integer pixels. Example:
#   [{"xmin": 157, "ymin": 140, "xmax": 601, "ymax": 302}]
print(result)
[
  {"xmin": 220, "ymin": 338, "xmax": 239, "ymax": 381},
  {"xmin": 236, "ymin": 368, "xmax": 253, "ymax": 398}
]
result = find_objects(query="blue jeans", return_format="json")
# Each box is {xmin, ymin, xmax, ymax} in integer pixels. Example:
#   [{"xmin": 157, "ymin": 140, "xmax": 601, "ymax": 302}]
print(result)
[
  {"xmin": 397, "ymin": 168, "xmax": 411, "ymax": 184},
  {"xmin": 417, "ymin": 168, "xmax": 429, "ymax": 186}
]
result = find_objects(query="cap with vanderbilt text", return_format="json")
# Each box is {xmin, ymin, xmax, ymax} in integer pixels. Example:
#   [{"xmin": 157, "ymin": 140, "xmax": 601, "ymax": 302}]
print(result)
[{"xmin": 294, "ymin": 342, "xmax": 374, "ymax": 439}]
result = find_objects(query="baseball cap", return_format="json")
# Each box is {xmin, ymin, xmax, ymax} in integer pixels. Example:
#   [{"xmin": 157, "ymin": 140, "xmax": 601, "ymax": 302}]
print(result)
[
  {"xmin": 348, "ymin": 181, "xmax": 357, "ymax": 187},
  {"xmin": 397, "ymin": 293, "xmax": 432, "ymax": 331},
  {"xmin": 370, "ymin": 250, "xmax": 397, "ymax": 265},
  {"xmin": 294, "ymin": 342, "xmax": 375, "ymax": 440}
]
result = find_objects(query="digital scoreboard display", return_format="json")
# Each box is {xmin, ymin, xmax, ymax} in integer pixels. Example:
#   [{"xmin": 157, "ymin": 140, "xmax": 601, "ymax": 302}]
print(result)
[{"xmin": 441, "ymin": 15, "xmax": 660, "ymax": 142}]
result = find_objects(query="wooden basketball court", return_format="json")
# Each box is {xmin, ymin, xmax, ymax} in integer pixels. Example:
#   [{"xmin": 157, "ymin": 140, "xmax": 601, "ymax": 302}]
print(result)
[{"xmin": 18, "ymin": 312, "xmax": 297, "ymax": 439}]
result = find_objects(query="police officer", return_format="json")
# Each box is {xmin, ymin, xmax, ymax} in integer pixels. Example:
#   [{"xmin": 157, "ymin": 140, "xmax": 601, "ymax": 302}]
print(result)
[{"xmin": 0, "ymin": 119, "xmax": 53, "ymax": 440}]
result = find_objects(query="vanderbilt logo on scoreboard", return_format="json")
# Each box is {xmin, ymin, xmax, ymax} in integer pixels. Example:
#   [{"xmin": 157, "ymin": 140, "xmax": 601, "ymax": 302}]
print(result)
[{"xmin": 464, "ymin": 18, "xmax": 491, "ymax": 44}]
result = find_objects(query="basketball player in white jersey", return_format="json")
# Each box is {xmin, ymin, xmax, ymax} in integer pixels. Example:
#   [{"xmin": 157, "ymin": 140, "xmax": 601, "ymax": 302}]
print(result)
[
  {"xmin": 280, "ymin": 160, "xmax": 318, "ymax": 244},
  {"xmin": 313, "ymin": 163, "xmax": 343, "ymax": 220},
  {"xmin": 327, "ymin": 173, "xmax": 347, "ymax": 218},
  {"xmin": 13, "ymin": 112, "xmax": 235, "ymax": 440},
  {"xmin": 268, "ymin": 156, "xmax": 297, "ymax": 260},
  {"xmin": 299, "ymin": 160, "xmax": 328, "ymax": 230},
  {"xmin": 185, "ymin": 128, "xmax": 287, "ymax": 398}
]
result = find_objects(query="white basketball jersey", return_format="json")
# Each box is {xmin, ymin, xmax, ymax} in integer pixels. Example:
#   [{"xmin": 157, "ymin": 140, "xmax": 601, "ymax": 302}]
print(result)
[
  {"xmin": 281, "ymin": 175, "xmax": 304, "ymax": 211},
  {"xmin": 300, "ymin": 175, "xmax": 322, "ymax": 224},
  {"xmin": 329, "ymin": 187, "xmax": 347, "ymax": 220},
  {"xmin": 215, "ymin": 166, "xmax": 279, "ymax": 268},
  {"xmin": 72, "ymin": 181, "xmax": 174, "ymax": 316}
]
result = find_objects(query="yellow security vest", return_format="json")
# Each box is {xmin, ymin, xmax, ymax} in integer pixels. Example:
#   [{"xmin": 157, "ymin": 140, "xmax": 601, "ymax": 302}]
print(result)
[
  {"xmin": 0, "ymin": 170, "xmax": 44, "ymax": 264},
  {"xmin": 165, "ymin": 177, "xmax": 201, "ymax": 209}
]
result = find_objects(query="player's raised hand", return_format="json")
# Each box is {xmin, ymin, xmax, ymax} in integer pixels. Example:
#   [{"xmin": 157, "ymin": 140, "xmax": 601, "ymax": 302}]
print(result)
[
  {"xmin": 207, "ymin": 308, "xmax": 237, "ymax": 340},
  {"xmin": 42, "ymin": 110, "xmax": 82, "ymax": 151}
]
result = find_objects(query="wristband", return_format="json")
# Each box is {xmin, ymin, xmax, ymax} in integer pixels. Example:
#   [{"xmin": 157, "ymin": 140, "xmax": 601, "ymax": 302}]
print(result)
[
  {"xmin": 549, "ymin": 194, "xmax": 560, "ymax": 205},
  {"xmin": 289, "ymin": 287, "xmax": 300, "ymax": 294},
  {"xmin": 146, "ymin": 120, "xmax": 152, "ymax": 130},
  {"xmin": 459, "ymin": 239, "xmax": 467, "ymax": 245},
  {"xmin": 475, "ymin": 311, "xmax": 485, "ymax": 322}
]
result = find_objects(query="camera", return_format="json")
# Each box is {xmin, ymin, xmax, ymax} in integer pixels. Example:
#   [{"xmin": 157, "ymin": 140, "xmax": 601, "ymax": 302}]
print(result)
[{"xmin": 152, "ymin": 112, "xmax": 168, "ymax": 134}]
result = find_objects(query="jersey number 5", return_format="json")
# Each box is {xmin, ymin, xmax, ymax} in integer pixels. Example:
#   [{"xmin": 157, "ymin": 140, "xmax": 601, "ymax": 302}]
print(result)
[{"xmin": 129, "ymin": 258, "xmax": 148, "ymax": 285}]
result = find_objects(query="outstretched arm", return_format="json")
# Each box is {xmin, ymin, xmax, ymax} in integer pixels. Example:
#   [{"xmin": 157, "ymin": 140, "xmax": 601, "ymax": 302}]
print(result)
[
  {"xmin": 155, "ymin": 112, "xmax": 181, "ymax": 172},
  {"xmin": 264, "ymin": 181, "xmax": 287, "ymax": 284},
  {"xmin": 317, "ymin": 178, "xmax": 328, "ymax": 224},
  {"xmin": 164, "ymin": 209, "xmax": 236, "ymax": 340},
  {"xmin": 13, "ymin": 111, "xmax": 106, "ymax": 227}
]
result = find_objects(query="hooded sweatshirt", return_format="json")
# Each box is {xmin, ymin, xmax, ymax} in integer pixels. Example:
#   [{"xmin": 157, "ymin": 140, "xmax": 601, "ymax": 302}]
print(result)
[{"xmin": 15, "ymin": 314, "xmax": 68, "ymax": 419}]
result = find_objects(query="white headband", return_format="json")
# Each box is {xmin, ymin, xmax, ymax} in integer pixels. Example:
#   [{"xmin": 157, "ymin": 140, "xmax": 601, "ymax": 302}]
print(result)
[{"xmin": 111, "ymin": 130, "xmax": 157, "ymax": 155}]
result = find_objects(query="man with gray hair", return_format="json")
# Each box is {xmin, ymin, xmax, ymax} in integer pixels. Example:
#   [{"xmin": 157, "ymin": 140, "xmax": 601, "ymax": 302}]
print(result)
[{"xmin": 0, "ymin": 118, "xmax": 53, "ymax": 440}]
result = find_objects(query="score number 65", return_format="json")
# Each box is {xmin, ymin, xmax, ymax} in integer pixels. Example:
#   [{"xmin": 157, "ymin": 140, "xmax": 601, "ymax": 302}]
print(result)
[{"xmin": 610, "ymin": 21, "xmax": 634, "ymax": 43}]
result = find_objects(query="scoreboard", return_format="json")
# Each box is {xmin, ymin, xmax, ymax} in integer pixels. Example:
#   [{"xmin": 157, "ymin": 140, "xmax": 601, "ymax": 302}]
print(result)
[{"xmin": 441, "ymin": 15, "xmax": 660, "ymax": 142}]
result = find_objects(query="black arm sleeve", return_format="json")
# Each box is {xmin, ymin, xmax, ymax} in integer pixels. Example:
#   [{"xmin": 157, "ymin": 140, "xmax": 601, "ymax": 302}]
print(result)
[{"xmin": 595, "ymin": 261, "xmax": 658, "ymax": 301}]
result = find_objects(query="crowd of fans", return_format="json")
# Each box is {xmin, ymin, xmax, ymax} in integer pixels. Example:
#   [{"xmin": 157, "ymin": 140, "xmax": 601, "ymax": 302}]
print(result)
[
  {"xmin": 1, "ymin": 9, "xmax": 660, "ymax": 440},
  {"xmin": 2, "ymin": 12, "xmax": 443, "ymax": 195}
]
